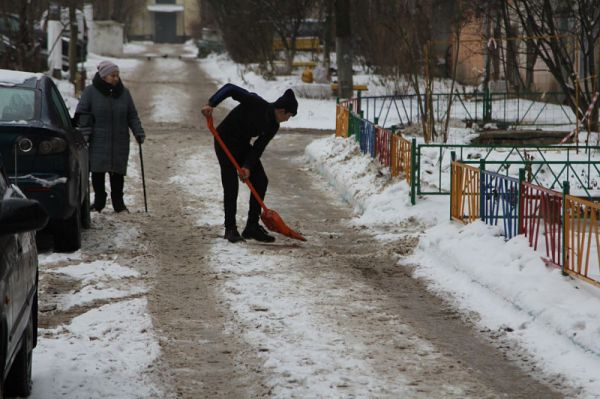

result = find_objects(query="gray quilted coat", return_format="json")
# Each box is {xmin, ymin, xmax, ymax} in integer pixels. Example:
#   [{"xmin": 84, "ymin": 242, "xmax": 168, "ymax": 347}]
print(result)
[{"xmin": 75, "ymin": 74, "xmax": 145, "ymax": 175}]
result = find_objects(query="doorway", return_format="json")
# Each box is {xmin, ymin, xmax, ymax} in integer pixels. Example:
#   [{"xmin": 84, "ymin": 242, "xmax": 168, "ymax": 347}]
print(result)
[{"xmin": 155, "ymin": 13, "xmax": 177, "ymax": 43}]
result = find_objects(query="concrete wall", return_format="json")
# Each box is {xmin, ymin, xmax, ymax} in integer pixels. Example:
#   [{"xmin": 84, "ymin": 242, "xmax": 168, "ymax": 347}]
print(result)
[
  {"xmin": 453, "ymin": 18, "xmax": 561, "ymax": 93},
  {"xmin": 183, "ymin": 0, "xmax": 200, "ymax": 38},
  {"xmin": 129, "ymin": 7, "xmax": 153, "ymax": 40},
  {"xmin": 454, "ymin": 21, "xmax": 485, "ymax": 87},
  {"xmin": 89, "ymin": 21, "xmax": 124, "ymax": 56}
]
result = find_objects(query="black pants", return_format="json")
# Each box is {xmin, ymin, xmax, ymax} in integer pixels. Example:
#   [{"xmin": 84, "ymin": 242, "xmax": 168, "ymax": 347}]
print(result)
[
  {"xmin": 214, "ymin": 139, "xmax": 268, "ymax": 229},
  {"xmin": 91, "ymin": 171, "xmax": 125, "ymax": 211}
]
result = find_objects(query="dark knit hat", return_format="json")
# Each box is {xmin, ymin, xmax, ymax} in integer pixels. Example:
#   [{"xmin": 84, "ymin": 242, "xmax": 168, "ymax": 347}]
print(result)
[
  {"xmin": 97, "ymin": 60, "xmax": 119, "ymax": 78},
  {"xmin": 273, "ymin": 89, "xmax": 298, "ymax": 116}
]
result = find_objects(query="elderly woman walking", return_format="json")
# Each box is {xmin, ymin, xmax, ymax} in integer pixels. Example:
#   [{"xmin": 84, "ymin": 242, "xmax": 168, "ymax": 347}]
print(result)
[{"xmin": 76, "ymin": 60, "xmax": 145, "ymax": 213}]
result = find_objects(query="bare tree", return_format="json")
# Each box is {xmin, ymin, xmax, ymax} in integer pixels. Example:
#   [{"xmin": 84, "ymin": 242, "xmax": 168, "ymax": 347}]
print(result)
[
  {"xmin": 91, "ymin": 0, "xmax": 145, "ymax": 28},
  {"xmin": 509, "ymin": 0, "xmax": 600, "ymax": 131},
  {"xmin": 205, "ymin": 0, "xmax": 323, "ymax": 74},
  {"xmin": 323, "ymin": 0, "xmax": 333, "ymax": 78},
  {"xmin": 0, "ymin": 0, "xmax": 49, "ymax": 71},
  {"xmin": 253, "ymin": 0, "xmax": 320, "ymax": 73},
  {"xmin": 60, "ymin": 0, "xmax": 80, "ymax": 83},
  {"xmin": 349, "ymin": 0, "xmax": 477, "ymax": 142},
  {"xmin": 206, "ymin": 0, "xmax": 274, "ymax": 66},
  {"xmin": 335, "ymin": 0, "xmax": 353, "ymax": 98}
]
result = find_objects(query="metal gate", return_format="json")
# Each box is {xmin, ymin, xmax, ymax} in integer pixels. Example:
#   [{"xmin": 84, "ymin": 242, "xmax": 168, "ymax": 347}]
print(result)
[{"xmin": 155, "ymin": 12, "xmax": 177, "ymax": 43}]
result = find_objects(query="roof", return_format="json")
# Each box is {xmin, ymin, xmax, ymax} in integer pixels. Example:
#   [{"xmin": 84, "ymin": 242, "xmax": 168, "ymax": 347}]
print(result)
[
  {"xmin": 147, "ymin": 4, "xmax": 184, "ymax": 12},
  {"xmin": 0, "ymin": 69, "xmax": 43, "ymax": 87}
]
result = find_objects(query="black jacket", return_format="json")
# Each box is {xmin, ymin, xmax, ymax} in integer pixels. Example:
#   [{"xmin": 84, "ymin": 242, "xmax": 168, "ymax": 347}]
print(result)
[{"xmin": 208, "ymin": 84, "xmax": 279, "ymax": 169}]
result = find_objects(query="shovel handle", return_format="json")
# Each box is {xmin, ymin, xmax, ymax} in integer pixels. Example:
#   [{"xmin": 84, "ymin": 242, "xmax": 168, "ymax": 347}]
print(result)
[{"xmin": 205, "ymin": 116, "xmax": 269, "ymax": 212}]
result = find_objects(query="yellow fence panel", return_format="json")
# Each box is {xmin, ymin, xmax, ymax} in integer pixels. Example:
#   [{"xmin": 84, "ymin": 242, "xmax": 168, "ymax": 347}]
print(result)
[
  {"xmin": 335, "ymin": 104, "xmax": 349, "ymax": 138},
  {"xmin": 564, "ymin": 195, "xmax": 600, "ymax": 287},
  {"xmin": 390, "ymin": 135, "xmax": 412, "ymax": 184},
  {"xmin": 450, "ymin": 161, "xmax": 480, "ymax": 223},
  {"xmin": 398, "ymin": 136, "xmax": 411, "ymax": 185}
]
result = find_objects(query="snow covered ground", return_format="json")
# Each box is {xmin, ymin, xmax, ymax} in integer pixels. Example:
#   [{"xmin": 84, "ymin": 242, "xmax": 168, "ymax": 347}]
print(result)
[
  {"xmin": 31, "ymin": 53, "xmax": 160, "ymax": 398},
  {"xmin": 21, "ymin": 40, "xmax": 600, "ymax": 397},
  {"xmin": 199, "ymin": 51, "xmax": 600, "ymax": 397}
]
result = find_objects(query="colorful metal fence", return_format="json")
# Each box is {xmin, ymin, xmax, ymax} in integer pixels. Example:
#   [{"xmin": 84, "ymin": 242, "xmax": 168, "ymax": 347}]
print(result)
[
  {"xmin": 375, "ymin": 127, "xmax": 391, "ymax": 167},
  {"xmin": 356, "ymin": 91, "xmax": 576, "ymax": 129},
  {"xmin": 481, "ymin": 170, "xmax": 520, "ymax": 239},
  {"xmin": 348, "ymin": 110, "xmax": 360, "ymax": 140},
  {"xmin": 391, "ymin": 135, "xmax": 412, "ymax": 184},
  {"xmin": 453, "ymin": 163, "xmax": 600, "ymax": 287},
  {"xmin": 416, "ymin": 144, "xmax": 600, "ymax": 201},
  {"xmin": 519, "ymin": 182, "xmax": 564, "ymax": 267},
  {"xmin": 337, "ymin": 101, "xmax": 414, "ymax": 188},
  {"xmin": 450, "ymin": 161, "xmax": 480, "ymax": 223},
  {"xmin": 564, "ymin": 195, "xmax": 600, "ymax": 287},
  {"xmin": 336, "ymin": 97, "xmax": 600, "ymax": 293},
  {"xmin": 335, "ymin": 103, "xmax": 349, "ymax": 137},
  {"xmin": 359, "ymin": 120, "xmax": 376, "ymax": 157}
]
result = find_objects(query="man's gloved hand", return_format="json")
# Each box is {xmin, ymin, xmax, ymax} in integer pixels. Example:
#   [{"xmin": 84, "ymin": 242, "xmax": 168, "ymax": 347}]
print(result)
[
  {"xmin": 136, "ymin": 135, "xmax": 145, "ymax": 144},
  {"xmin": 201, "ymin": 104, "xmax": 213, "ymax": 118},
  {"xmin": 238, "ymin": 167, "xmax": 250, "ymax": 182}
]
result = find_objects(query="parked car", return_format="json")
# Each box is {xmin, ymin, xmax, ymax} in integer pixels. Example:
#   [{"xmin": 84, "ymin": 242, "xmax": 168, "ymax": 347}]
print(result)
[
  {"xmin": 0, "ymin": 157, "xmax": 48, "ymax": 397},
  {"xmin": 0, "ymin": 69, "xmax": 90, "ymax": 252}
]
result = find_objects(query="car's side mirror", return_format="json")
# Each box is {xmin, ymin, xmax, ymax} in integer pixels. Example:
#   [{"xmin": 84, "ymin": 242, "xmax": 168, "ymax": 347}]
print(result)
[{"xmin": 0, "ymin": 198, "xmax": 49, "ymax": 235}]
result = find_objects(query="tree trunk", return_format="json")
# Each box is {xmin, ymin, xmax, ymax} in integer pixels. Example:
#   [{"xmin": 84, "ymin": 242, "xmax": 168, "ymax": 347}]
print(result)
[
  {"xmin": 525, "ymin": 40, "xmax": 537, "ymax": 90},
  {"xmin": 93, "ymin": 0, "xmax": 112, "ymax": 20},
  {"xmin": 335, "ymin": 0, "xmax": 353, "ymax": 99},
  {"xmin": 323, "ymin": 0, "xmax": 333, "ymax": 79}
]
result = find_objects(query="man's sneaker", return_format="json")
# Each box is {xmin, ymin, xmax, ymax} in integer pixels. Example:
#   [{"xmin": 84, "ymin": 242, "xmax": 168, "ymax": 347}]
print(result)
[
  {"xmin": 224, "ymin": 227, "xmax": 244, "ymax": 243},
  {"xmin": 242, "ymin": 224, "xmax": 275, "ymax": 243}
]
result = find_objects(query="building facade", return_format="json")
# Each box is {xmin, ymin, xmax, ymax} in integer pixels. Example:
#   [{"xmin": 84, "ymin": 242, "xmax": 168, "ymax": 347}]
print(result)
[{"xmin": 128, "ymin": 0, "xmax": 201, "ymax": 43}]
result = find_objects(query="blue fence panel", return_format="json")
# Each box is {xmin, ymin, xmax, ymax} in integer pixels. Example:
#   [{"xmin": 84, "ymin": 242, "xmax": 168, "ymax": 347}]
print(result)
[
  {"xmin": 363, "ymin": 121, "xmax": 376, "ymax": 158},
  {"xmin": 481, "ymin": 170, "xmax": 520, "ymax": 239},
  {"xmin": 358, "ymin": 119, "xmax": 366, "ymax": 151}
]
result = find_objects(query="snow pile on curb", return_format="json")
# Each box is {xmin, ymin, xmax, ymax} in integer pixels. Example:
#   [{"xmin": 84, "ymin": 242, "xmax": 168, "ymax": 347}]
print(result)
[{"xmin": 305, "ymin": 133, "xmax": 600, "ymax": 397}]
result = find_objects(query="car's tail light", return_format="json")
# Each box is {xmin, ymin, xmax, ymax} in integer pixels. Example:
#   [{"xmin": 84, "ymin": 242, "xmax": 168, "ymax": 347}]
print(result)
[
  {"xmin": 16, "ymin": 137, "xmax": 33, "ymax": 153},
  {"xmin": 38, "ymin": 137, "xmax": 67, "ymax": 154}
]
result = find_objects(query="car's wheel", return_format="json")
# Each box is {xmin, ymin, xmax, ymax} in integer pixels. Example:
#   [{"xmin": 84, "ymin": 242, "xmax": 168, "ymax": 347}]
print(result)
[
  {"xmin": 81, "ymin": 186, "xmax": 91, "ymax": 229},
  {"xmin": 5, "ymin": 310, "xmax": 33, "ymax": 397},
  {"xmin": 53, "ymin": 205, "xmax": 81, "ymax": 252}
]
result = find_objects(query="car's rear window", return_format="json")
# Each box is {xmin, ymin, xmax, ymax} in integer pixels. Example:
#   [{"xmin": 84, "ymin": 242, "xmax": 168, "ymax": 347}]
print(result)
[{"xmin": 0, "ymin": 87, "xmax": 35, "ymax": 121}]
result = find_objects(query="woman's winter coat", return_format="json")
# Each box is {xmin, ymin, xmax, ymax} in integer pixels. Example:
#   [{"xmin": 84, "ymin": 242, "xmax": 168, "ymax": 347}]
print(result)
[{"xmin": 75, "ymin": 73, "xmax": 145, "ymax": 175}]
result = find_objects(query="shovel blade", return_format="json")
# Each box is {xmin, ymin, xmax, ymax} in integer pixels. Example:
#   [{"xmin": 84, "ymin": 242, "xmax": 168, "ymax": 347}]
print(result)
[{"xmin": 261, "ymin": 209, "xmax": 306, "ymax": 241}]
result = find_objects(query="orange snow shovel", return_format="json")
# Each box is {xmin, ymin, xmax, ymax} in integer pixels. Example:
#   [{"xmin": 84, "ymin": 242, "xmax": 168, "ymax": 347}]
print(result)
[{"xmin": 205, "ymin": 115, "xmax": 306, "ymax": 242}]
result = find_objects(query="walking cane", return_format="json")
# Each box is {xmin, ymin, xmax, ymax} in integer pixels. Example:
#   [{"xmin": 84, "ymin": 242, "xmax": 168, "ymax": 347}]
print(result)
[{"xmin": 139, "ymin": 142, "xmax": 148, "ymax": 212}]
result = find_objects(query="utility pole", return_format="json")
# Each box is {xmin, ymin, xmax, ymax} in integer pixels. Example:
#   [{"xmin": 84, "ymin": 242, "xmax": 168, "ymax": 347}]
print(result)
[{"xmin": 335, "ymin": 0, "xmax": 353, "ymax": 99}]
